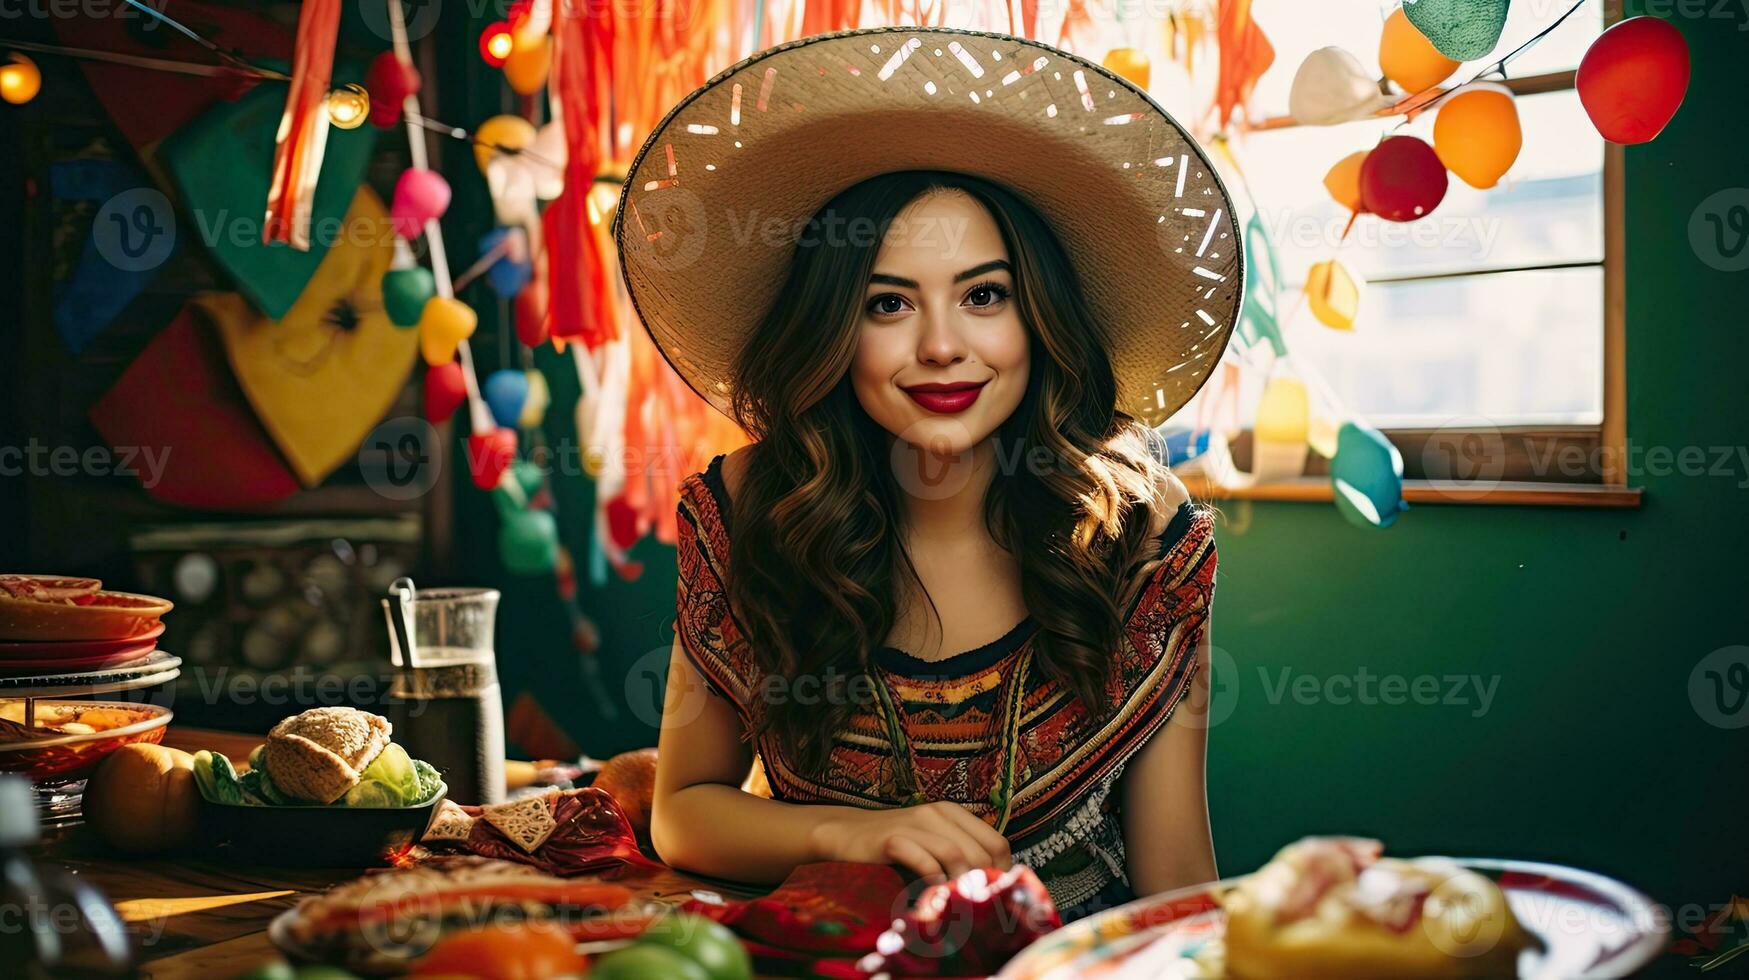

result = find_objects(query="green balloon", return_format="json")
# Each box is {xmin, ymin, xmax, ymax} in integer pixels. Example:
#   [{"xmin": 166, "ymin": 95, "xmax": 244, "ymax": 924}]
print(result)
[
  {"xmin": 499, "ymin": 508, "xmax": 559, "ymax": 574},
  {"xmin": 382, "ymin": 266, "xmax": 435, "ymax": 328},
  {"xmin": 1404, "ymin": 0, "xmax": 1511, "ymax": 61}
]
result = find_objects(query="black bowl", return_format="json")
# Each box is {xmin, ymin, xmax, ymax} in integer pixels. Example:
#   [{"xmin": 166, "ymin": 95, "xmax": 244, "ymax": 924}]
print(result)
[{"xmin": 198, "ymin": 782, "xmax": 448, "ymax": 868}]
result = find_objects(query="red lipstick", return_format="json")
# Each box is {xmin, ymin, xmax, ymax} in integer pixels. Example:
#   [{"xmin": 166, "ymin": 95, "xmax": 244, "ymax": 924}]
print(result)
[{"xmin": 901, "ymin": 380, "xmax": 987, "ymax": 414}]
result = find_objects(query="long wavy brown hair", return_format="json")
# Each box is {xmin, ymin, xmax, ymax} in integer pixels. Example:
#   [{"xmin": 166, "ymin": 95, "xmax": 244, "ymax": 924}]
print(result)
[{"xmin": 726, "ymin": 170, "xmax": 1181, "ymax": 779}]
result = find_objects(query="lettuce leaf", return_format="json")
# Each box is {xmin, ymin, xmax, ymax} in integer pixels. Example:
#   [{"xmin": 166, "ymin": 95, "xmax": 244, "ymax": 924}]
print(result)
[
  {"xmin": 340, "ymin": 744, "xmax": 426, "ymax": 808},
  {"xmin": 192, "ymin": 750, "xmax": 249, "ymax": 805}
]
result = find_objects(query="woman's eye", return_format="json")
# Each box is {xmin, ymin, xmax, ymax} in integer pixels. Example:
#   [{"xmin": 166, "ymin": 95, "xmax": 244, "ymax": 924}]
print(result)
[
  {"xmin": 965, "ymin": 282, "xmax": 1011, "ymax": 309},
  {"xmin": 866, "ymin": 293, "xmax": 910, "ymax": 317}
]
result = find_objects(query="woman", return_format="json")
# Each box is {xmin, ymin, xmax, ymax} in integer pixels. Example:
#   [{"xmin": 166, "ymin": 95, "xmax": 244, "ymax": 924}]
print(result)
[{"xmin": 615, "ymin": 27, "xmax": 1242, "ymax": 922}]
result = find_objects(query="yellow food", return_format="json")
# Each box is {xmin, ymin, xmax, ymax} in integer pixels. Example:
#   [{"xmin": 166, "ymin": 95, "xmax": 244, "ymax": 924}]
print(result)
[
  {"xmin": 83, "ymin": 743, "xmax": 199, "ymax": 854},
  {"xmin": 1224, "ymin": 836, "xmax": 1530, "ymax": 978}
]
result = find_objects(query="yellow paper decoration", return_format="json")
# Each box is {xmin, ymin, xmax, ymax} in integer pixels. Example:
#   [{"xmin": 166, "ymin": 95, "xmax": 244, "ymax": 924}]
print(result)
[{"xmin": 1305, "ymin": 260, "xmax": 1362, "ymax": 331}]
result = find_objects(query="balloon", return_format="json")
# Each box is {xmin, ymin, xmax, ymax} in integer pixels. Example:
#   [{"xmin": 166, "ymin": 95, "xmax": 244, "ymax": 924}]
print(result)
[
  {"xmin": 423, "ymin": 361, "xmax": 467, "ymax": 423},
  {"xmin": 467, "ymin": 427, "xmax": 517, "ymax": 490},
  {"xmin": 518, "ymin": 370, "xmax": 550, "ymax": 428},
  {"xmin": 1359, "ymin": 135, "xmax": 1448, "ymax": 222},
  {"xmin": 1323, "ymin": 150, "xmax": 1368, "ymax": 211},
  {"xmin": 1289, "ymin": 48, "xmax": 1392, "ymax": 125},
  {"xmin": 418, "ymin": 297, "xmax": 476, "ymax": 366},
  {"xmin": 1331, "ymin": 422, "xmax": 1406, "ymax": 529},
  {"xmin": 515, "ymin": 248, "xmax": 550, "ymax": 347},
  {"xmin": 1433, "ymin": 82, "xmax": 1521, "ymax": 189},
  {"xmin": 1102, "ymin": 47, "xmax": 1150, "ymax": 90},
  {"xmin": 365, "ymin": 51, "xmax": 421, "ymax": 128},
  {"xmin": 1404, "ymin": 0, "xmax": 1511, "ymax": 61},
  {"xmin": 473, "ymin": 114, "xmax": 538, "ymax": 174},
  {"xmin": 510, "ymin": 459, "xmax": 546, "ymax": 501},
  {"xmin": 504, "ymin": 30, "xmax": 551, "ymax": 95},
  {"xmin": 478, "ymin": 227, "xmax": 532, "ymax": 298},
  {"xmin": 500, "ymin": 508, "xmax": 559, "ymax": 574},
  {"xmin": 0, "ymin": 54, "xmax": 41, "ymax": 105},
  {"xmin": 1379, "ymin": 7, "xmax": 1458, "ymax": 94},
  {"xmin": 391, "ymin": 168, "xmax": 451, "ymax": 240},
  {"xmin": 484, "ymin": 369, "xmax": 530, "ymax": 429},
  {"xmin": 382, "ymin": 266, "xmax": 435, "ymax": 328},
  {"xmin": 529, "ymin": 122, "xmax": 567, "ymax": 199},
  {"xmin": 1577, "ymin": 16, "xmax": 1690, "ymax": 144},
  {"xmin": 1305, "ymin": 260, "xmax": 1361, "ymax": 331}
]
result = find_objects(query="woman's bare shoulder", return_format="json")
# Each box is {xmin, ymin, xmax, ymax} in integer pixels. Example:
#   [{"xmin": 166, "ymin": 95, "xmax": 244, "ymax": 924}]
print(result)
[{"xmin": 1148, "ymin": 466, "xmax": 1191, "ymax": 536}]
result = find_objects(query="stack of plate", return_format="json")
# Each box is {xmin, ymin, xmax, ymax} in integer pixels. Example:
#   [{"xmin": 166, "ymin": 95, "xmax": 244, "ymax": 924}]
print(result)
[{"xmin": 0, "ymin": 576, "xmax": 179, "ymax": 822}]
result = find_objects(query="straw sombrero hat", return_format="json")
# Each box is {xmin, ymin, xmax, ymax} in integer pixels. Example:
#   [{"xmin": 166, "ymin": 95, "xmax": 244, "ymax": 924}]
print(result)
[{"xmin": 614, "ymin": 25, "xmax": 1244, "ymax": 428}]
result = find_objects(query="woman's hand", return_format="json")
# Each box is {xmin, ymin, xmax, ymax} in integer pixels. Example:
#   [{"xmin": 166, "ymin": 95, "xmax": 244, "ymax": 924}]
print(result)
[{"xmin": 810, "ymin": 800, "xmax": 1014, "ymax": 880}]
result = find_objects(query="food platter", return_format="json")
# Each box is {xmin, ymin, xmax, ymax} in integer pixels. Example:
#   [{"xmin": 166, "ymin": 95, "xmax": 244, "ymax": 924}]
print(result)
[{"xmin": 996, "ymin": 859, "xmax": 1667, "ymax": 980}]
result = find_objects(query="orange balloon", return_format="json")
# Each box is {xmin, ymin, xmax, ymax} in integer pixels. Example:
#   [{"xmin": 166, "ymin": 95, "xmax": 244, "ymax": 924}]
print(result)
[
  {"xmin": 1380, "ymin": 7, "xmax": 1458, "ymax": 94},
  {"xmin": 1323, "ymin": 151, "xmax": 1368, "ymax": 212},
  {"xmin": 1102, "ymin": 47, "xmax": 1151, "ymax": 91},
  {"xmin": 504, "ymin": 31, "xmax": 551, "ymax": 96},
  {"xmin": 1433, "ymin": 83, "xmax": 1522, "ymax": 189}
]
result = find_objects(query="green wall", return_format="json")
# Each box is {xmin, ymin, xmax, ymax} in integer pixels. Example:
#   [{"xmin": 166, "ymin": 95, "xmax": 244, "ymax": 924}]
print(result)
[{"xmin": 473, "ymin": 5, "xmax": 1745, "ymax": 923}]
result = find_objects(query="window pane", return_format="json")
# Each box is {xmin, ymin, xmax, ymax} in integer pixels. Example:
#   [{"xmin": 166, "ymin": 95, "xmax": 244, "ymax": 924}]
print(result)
[
  {"xmin": 1290, "ymin": 266, "xmax": 1604, "ymax": 426},
  {"xmin": 1248, "ymin": 0, "xmax": 1606, "ymax": 118},
  {"xmin": 1234, "ymin": 89, "xmax": 1603, "ymax": 282}
]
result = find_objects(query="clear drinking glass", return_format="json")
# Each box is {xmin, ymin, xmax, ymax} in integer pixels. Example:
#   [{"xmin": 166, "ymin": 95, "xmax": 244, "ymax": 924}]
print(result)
[{"xmin": 381, "ymin": 585, "xmax": 505, "ymax": 805}]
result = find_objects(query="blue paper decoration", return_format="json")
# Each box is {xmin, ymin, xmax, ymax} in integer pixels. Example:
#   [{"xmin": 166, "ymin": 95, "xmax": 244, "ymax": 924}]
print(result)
[{"xmin": 478, "ymin": 227, "xmax": 533, "ymax": 298}]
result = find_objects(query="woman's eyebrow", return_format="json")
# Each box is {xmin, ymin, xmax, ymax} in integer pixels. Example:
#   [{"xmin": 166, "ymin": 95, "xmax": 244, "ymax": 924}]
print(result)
[{"xmin": 868, "ymin": 259, "xmax": 1013, "ymax": 289}]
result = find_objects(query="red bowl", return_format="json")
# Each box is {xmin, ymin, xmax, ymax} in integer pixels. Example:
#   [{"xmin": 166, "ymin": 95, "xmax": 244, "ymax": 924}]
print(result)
[{"xmin": 0, "ymin": 701, "xmax": 173, "ymax": 783}]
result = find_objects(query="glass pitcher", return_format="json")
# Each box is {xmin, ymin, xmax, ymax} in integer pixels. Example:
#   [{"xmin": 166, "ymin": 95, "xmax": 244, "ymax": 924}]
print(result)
[{"xmin": 381, "ymin": 582, "xmax": 505, "ymax": 805}]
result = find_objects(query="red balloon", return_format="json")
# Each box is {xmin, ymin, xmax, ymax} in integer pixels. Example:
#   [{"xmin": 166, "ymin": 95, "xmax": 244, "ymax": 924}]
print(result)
[
  {"xmin": 467, "ymin": 428, "xmax": 518, "ymax": 491},
  {"xmin": 1577, "ymin": 16, "xmax": 1689, "ymax": 144},
  {"xmin": 423, "ymin": 361, "xmax": 467, "ymax": 423},
  {"xmin": 1359, "ymin": 135, "xmax": 1449, "ymax": 223},
  {"xmin": 365, "ymin": 52, "xmax": 422, "ymax": 128}
]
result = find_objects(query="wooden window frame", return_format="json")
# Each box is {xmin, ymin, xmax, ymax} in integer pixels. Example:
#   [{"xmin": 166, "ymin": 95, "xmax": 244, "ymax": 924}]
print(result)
[{"xmin": 1184, "ymin": 3, "xmax": 1640, "ymax": 508}]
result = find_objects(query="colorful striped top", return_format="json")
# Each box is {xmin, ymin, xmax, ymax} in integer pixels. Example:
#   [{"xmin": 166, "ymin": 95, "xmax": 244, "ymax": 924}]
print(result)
[{"xmin": 673, "ymin": 452, "xmax": 1218, "ymax": 921}]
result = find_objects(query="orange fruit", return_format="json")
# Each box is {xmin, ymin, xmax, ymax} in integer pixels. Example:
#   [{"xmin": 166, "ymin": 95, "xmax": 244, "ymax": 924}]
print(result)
[
  {"xmin": 593, "ymin": 748, "xmax": 658, "ymax": 837},
  {"xmin": 83, "ymin": 743, "xmax": 198, "ymax": 853}
]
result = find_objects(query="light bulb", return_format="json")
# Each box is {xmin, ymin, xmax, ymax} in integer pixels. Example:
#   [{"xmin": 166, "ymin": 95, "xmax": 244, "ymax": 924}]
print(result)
[
  {"xmin": 0, "ymin": 54, "xmax": 42, "ymax": 106},
  {"xmin": 326, "ymin": 83, "xmax": 370, "ymax": 130}
]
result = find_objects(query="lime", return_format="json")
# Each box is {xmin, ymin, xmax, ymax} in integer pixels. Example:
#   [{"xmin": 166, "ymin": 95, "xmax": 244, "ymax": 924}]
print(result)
[
  {"xmin": 634, "ymin": 912, "xmax": 751, "ymax": 980},
  {"xmin": 588, "ymin": 944, "xmax": 710, "ymax": 980}
]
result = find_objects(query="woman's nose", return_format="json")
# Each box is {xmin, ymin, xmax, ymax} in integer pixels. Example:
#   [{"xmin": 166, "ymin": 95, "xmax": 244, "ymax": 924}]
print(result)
[{"xmin": 916, "ymin": 307, "xmax": 967, "ymax": 367}]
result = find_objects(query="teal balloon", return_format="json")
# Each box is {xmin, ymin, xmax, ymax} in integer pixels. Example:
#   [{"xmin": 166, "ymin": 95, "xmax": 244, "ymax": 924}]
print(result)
[
  {"xmin": 483, "ymin": 369, "xmax": 529, "ymax": 429},
  {"xmin": 382, "ymin": 267, "xmax": 435, "ymax": 328},
  {"xmin": 1404, "ymin": 0, "xmax": 1511, "ymax": 61},
  {"xmin": 1331, "ymin": 422, "xmax": 1406, "ymax": 529},
  {"xmin": 499, "ymin": 508, "xmax": 558, "ymax": 574}
]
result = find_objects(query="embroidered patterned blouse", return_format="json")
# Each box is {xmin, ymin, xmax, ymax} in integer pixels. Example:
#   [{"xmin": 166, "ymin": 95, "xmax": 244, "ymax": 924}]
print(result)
[{"xmin": 673, "ymin": 453, "xmax": 1218, "ymax": 922}]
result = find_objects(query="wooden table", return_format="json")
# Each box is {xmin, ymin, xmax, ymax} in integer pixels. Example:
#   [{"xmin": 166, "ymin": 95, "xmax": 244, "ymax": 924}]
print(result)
[{"xmin": 36, "ymin": 728, "xmax": 765, "ymax": 978}]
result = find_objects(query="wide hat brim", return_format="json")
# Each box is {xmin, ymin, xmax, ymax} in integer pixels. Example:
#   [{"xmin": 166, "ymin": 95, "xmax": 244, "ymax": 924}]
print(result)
[{"xmin": 614, "ymin": 26, "xmax": 1244, "ymax": 428}]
